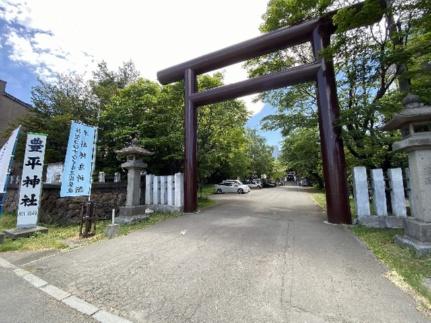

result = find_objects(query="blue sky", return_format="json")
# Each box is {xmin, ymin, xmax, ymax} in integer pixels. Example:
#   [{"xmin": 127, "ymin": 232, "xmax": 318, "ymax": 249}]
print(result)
[
  {"xmin": 0, "ymin": 0, "xmax": 282, "ymax": 148},
  {"xmin": 246, "ymin": 104, "xmax": 282, "ymax": 147},
  {"xmin": 0, "ymin": 20, "xmax": 37, "ymax": 103}
]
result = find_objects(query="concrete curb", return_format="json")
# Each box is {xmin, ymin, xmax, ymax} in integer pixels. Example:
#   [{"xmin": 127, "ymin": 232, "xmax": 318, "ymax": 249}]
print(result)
[{"xmin": 0, "ymin": 256, "xmax": 132, "ymax": 323}]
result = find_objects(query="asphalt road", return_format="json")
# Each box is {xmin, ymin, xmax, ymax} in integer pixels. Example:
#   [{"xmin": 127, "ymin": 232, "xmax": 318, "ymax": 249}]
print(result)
[
  {"xmin": 0, "ymin": 266, "xmax": 94, "ymax": 323},
  {"xmin": 2, "ymin": 186, "xmax": 430, "ymax": 322}
]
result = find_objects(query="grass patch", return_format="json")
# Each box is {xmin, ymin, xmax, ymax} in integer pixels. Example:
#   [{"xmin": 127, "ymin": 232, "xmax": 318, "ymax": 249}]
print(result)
[
  {"xmin": 0, "ymin": 213, "xmax": 16, "ymax": 230},
  {"xmin": 352, "ymin": 225, "xmax": 431, "ymax": 305},
  {"xmin": 198, "ymin": 197, "xmax": 215, "ymax": 209},
  {"xmin": 198, "ymin": 184, "xmax": 216, "ymax": 209},
  {"xmin": 310, "ymin": 190, "xmax": 327, "ymax": 209},
  {"xmin": 0, "ymin": 212, "xmax": 179, "ymax": 253},
  {"xmin": 309, "ymin": 189, "xmax": 356, "ymax": 217},
  {"xmin": 198, "ymin": 184, "xmax": 216, "ymax": 197}
]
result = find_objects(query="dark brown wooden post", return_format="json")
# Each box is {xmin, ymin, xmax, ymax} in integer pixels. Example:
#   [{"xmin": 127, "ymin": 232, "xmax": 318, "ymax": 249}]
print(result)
[
  {"xmin": 312, "ymin": 23, "xmax": 352, "ymax": 224},
  {"xmin": 184, "ymin": 68, "xmax": 198, "ymax": 212}
]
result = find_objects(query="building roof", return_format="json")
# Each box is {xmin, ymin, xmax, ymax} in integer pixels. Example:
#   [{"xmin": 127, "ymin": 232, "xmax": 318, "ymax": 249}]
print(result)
[
  {"xmin": 0, "ymin": 79, "xmax": 33, "ymax": 110},
  {"xmin": 3, "ymin": 92, "xmax": 33, "ymax": 110}
]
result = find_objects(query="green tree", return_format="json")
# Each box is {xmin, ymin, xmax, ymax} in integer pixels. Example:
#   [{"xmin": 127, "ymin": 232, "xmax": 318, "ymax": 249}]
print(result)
[
  {"xmin": 197, "ymin": 74, "xmax": 250, "ymax": 183},
  {"xmin": 16, "ymin": 73, "xmax": 98, "ymax": 163},
  {"xmin": 90, "ymin": 60, "xmax": 140, "ymax": 108},
  {"xmin": 246, "ymin": 0, "xmax": 429, "ymax": 172},
  {"xmin": 281, "ymin": 127, "xmax": 324, "ymax": 187},
  {"xmin": 100, "ymin": 79, "xmax": 184, "ymax": 174},
  {"xmin": 15, "ymin": 63, "xmax": 252, "ymax": 184},
  {"xmin": 102, "ymin": 72, "xmax": 251, "ymax": 181},
  {"xmin": 270, "ymin": 159, "xmax": 287, "ymax": 181},
  {"xmin": 245, "ymin": 129, "xmax": 274, "ymax": 178},
  {"xmin": 12, "ymin": 61, "xmax": 141, "ymax": 167}
]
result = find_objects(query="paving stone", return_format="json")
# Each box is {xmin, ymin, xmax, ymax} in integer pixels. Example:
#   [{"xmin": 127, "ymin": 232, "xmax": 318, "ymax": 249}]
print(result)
[
  {"xmin": 13, "ymin": 267, "xmax": 29, "ymax": 277},
  {"xmin": 0, "ymin": 257, "xmax": 15, "ymax": 269},
  {"xmin": 22, "ymin": 273, "xmax": 47, "ymax": 288},
  {"xmin": 63, "ymin": 295, "xmax": 99, "ymax": 316},
  {"xmin": 93, "ymin": 310, "xmax": 132, "ymax": 323},
  {"xmin": 40, "ymin": 284, "xmax": 71, "ymax": 300}
]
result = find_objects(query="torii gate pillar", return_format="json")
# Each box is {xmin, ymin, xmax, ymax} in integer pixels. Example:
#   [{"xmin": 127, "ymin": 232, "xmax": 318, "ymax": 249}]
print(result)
[
  {"xmin": 184, "ymin": 69, "xmax": 198, "ymax": 212},
  {"xmin": 312, "ymin": 24, "xmax": 351, "ymax": 224}
]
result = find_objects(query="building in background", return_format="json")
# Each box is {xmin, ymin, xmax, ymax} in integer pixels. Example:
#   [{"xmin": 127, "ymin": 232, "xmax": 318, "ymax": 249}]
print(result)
[{"xmin": 0, "ymin": 80, "xmax": 32, "ymax": 145}]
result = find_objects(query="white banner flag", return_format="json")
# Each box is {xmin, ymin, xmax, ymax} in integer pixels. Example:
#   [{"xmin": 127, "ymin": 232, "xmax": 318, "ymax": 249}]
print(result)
[
  {"xmin": 0, "ymin": 126, "xmax": 21, "ymax": 193},
  {"xmin": 17, "ymin": 133, "xmax": 47, "ymax": 228},
  {"xmin": 60, "ymin": 121, "xmax": 96, "ymax": 197}
]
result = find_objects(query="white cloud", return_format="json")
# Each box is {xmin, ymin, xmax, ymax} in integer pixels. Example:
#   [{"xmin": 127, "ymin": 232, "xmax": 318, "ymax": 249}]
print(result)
[{"xmin": 0, "ymin": 0, "xmax": 267, "ymax": 115}]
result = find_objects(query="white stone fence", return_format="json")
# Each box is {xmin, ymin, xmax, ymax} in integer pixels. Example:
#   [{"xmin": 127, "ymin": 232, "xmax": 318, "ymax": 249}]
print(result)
[
  {"xmin": 352, "ymin": 166, "xmax": 409, "ymax": 228},
  {"xmin": 145, "ymin": 173, "xmax": 184, "ymax": 210}
]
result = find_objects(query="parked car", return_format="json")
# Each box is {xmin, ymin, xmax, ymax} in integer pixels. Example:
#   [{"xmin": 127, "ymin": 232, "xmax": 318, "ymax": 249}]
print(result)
[
  {"xmin": 298, "ymin": 178, "xmax": 311, "ymax": 186},
  {"xmin": 243, "ymin": 180, "xmax": 262, "ymax": 189},
  {"xmin": 215, "ymin": 180, "xmax": 251, "ymax": 194},
  {"xmin": 287, "ymin": 172, "xmax": 296, "ymax": 181},
  {"xmin": 262, "ymin": 180, "xmax": 277, "ymax": 188}
]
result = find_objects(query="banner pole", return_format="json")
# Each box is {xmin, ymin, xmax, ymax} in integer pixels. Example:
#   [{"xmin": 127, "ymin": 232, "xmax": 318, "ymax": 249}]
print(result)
[
  {"xmin": 88, "ymin": 109, "xmax": 100, "ymax": 202},
  {"xmin": 0, "ymin": 126, "xmax": 21, "ymax": 216}
]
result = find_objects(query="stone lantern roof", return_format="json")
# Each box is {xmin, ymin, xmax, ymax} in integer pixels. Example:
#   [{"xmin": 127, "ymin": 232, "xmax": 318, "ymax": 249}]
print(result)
[
  {"xmin": 382, "ymin": 94, "xmax": 431, "ymax": 131},
  {"xmin": 115, "ymin": 138, "xmax": 154, "ymax": 158},
  {"xmin": 382, "ymin": 94, "xmax": 431, "ymax": 152}
]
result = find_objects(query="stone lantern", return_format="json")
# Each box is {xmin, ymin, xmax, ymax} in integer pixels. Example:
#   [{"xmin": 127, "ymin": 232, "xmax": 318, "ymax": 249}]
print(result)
[
  {"xmin": 383, "ymin": 94, "xmax": 431, "ymax": 255},
  {"xmin": 115, "ymin": 139, "xmax": 153, "ymax": 218}
]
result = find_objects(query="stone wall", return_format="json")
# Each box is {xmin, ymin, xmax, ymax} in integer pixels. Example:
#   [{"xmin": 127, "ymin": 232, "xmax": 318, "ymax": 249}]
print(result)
[{"xmin": 4, "ymin": 182, "xmax": 126, "ymax": 224}]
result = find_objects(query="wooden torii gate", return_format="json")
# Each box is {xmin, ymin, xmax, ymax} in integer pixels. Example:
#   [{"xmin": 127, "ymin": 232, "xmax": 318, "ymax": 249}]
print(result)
[{"xmin": 157, "ymin": 1, "xmax": 383, "ymax": 224}]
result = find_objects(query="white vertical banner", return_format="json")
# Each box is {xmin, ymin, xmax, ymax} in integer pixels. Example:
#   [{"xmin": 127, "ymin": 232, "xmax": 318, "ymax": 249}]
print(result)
[
  {"xmin": 60, "ymin": 121, "xmax": 96, "ymax": 197},
  {"xmin": 0, "ymin": 126, "xmax": 21, "ymax": 193},
  {"xmin": 17, "ymin": 133, "xmax": 47, "ymax": 228}
]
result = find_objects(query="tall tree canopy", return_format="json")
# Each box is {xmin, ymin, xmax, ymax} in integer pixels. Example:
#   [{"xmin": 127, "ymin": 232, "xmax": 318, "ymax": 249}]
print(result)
[
  {"xmin": 246, "ymin": 0, "xmax": 430, "ymax": 180},
  {"xmin": 15, "ymin": 63, "xmax": 260, "ymax": 184},
  {"xmin": 245, "ymin": 129, "xmax": 275, "ymax": 178}
]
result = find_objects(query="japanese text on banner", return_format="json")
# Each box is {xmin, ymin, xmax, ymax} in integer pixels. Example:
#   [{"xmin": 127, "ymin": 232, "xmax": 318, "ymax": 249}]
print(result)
[
  {"xmin": 60, "ymin": 121, "xmax": 96, "ymax": 197},
  {"xmin": 17, "ymin": 133, "xmax": 47, "ymax": 228}
]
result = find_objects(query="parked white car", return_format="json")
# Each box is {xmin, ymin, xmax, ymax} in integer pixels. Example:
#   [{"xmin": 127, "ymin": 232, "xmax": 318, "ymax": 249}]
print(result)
[
  {"xmin": 215, "ymin": 180, "xmax": 251, "ymax": 194},
  {"xmin": 243, "ymin": 180, "xmax": 262, "ymax": 189}
]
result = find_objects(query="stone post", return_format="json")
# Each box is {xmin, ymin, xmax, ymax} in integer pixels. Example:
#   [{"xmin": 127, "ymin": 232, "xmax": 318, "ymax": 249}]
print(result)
[
  {"xmin": 408, "ymin": 153, "xmax": 431, "ymax": 222},
  {"xmin": 352, "ymin": 166, "xmax": 371, "ymax": 219},
  {"xmin": 114, "ymin": 172, "xmax": 121, "ymax": 183},
  {"xmin": 174, "ymin": 173, "xmax": 184, "ymax": 208},
  {"xmin": 153, "ymin": 176, "xmax": 159, "ymax": 205},
  {"xmin": 388, "ymin": 168, "xmax": 406, "ymax": 217},
  {"xmin": 167, "ymin": 175, "xmax": 174, "ymax": 206},
  {"xmin": 160, "ymin": 176, "xmax": 167, "ymax": 205},
  {"xmin": 98, "ymin": 171, "xmax": 105, "ymax": 183},
  {"xmin": 145, "ymin": 174, "xmax": 153, "ymax": 205},
  {"xmin": 125, "ymin": 166, "xmax": 143, "ymax": 207},
  {"xmin": 371, "ymin": 169, "xmax": 388, "ymax": 216},
  {"xmin": 405, "ymin": 168, "xmax": 413, "ymax": 212}
]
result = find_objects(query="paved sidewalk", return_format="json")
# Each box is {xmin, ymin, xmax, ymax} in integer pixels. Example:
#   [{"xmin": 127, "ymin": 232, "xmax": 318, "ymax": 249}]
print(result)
[{"xmin": 3, "ymin": 186, "xmax": 430, "ymax": 322}]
